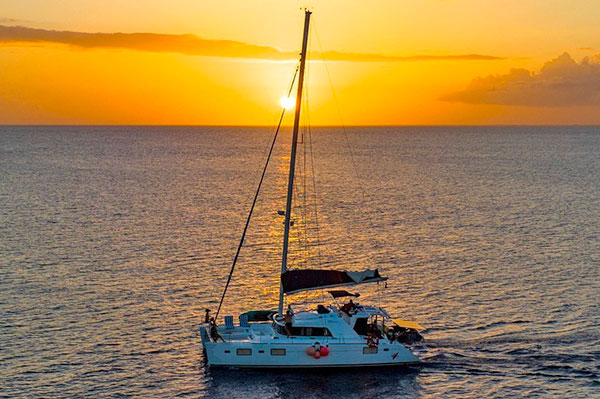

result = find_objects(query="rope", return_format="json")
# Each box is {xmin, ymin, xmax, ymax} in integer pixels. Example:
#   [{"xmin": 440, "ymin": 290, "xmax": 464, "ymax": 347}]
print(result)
[
  {"xmin": 215, "ymin": 65, "xmax": 299, "ymax": 320},
  {"xmin": 302, "ymin": 103, "xmax": 309, "ymax": 263},
  {"xmin": 313, "ymin": 22, "xmax": 380, "ymax": 271},
  {"xmin": 306, "ymin": 90, "xmax": 324, "ymax": 265}
]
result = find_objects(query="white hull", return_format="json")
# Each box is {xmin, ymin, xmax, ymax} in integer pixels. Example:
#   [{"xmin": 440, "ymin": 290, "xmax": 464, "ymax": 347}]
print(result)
[
  {"xmin": 200, "ymin": 308, "xmax": 421, "ymax": 369},
  {"xmin": 203, "ymin": 340, "xmax": 419, "ymax": 369}
]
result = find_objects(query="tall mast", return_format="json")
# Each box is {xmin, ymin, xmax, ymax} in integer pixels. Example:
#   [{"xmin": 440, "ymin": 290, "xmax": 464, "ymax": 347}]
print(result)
[{"xmin": 279, "ymin": 10, "xmax": 311, "ymax": 316}]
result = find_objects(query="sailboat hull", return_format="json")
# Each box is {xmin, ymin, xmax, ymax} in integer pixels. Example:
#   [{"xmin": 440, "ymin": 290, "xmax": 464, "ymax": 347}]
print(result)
[{"xmin": 201, "ymin": 325, "xmax": 420, "ymax": 369}]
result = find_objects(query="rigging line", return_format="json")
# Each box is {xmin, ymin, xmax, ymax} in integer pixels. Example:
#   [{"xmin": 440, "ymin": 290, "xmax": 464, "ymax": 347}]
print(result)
[
  {"xmin": 291, "ymin": 181, "xmax": 303, "ymax": 268},
  {"xmin": 291, "ymin": 101, "xmax": 311, "ymax": 267},
  {"xmin": 303, "ymin": 36, "xmax": 323, "ymax": 265},
  {"xmin": 293, "ymin": 152, "xmax": 307, "ymax": 266},
  {"xmin": 306, "ymin": 99, "xmax": 324, "ymax": 265},
  {"xmin": 215, "ymin": 65, "xmax": 299, "ymax": 320},
  {"xmin": 295, "ymin": 22, "xmax": 313, "ymax": 270},
  {"xmin": 291, "ymin": 26, "xmax": 314, "ymax": 271},
  {"xmin": 313, "ymin": 22, "xmax": 380, "ymax": 270},
  {"xmin": 291, "ymin": 145, "xmax": 308, "ymax": 268},
  {"xmin": 302, "ymin": 59, "xmax": 310, "ymax": 265},
  {"xmin": 302, "ymin": 158, "xmax": 309, "ymax": 263}
]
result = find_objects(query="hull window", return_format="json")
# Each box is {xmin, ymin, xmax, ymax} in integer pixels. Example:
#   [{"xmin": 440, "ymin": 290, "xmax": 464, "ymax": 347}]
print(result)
[
  {"xmin": 270, "ymin": 348, "xmax": 286, "ymax": 356},
  {"xmin": 363, "ymin": 347, "xmax": 378, "ymax": 354},
  {"xmin": 236, "ymin": 348, "xmax": 252, "ymax": 356},
  {"xmin": 289, "ymin": 327, "xmax": 333, "ymax": 337}
]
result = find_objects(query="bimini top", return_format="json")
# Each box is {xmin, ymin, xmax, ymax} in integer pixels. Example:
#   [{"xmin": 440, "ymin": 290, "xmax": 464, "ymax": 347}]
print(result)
[
  {"xmin": 328, "ymin": 290, "xmax": 360, "ymax": 298},
  {"xmin": 282, "ymin": 269, "xmax": 387, "ymax": 295}
]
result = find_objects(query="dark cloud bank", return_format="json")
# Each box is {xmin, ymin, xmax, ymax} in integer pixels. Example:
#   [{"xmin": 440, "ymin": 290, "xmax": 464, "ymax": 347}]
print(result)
[
  {"xmin": 0, "ymin": 24, "xmax": 502, "ymax": 62},
  {"xmin": 442, "ymin": 52, "xmax": 600, "ymax": 106}
]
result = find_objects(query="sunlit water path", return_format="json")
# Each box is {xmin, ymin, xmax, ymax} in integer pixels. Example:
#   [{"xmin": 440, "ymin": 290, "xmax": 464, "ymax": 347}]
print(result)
[{"xmin": 1, "ymin": 126, "xmax": 599, "ymax": 398}]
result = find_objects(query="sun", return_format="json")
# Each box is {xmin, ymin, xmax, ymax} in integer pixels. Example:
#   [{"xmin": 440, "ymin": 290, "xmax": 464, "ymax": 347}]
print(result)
[{"xmin": 279, "ymin": 96, "xmax": 295, "ymax": 110}]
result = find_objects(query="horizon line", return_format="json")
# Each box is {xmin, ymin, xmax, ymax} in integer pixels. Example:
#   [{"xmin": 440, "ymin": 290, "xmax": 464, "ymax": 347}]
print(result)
[{"xmin": 2, "ymin": 123, "xmax": 600, "ymax": 128}]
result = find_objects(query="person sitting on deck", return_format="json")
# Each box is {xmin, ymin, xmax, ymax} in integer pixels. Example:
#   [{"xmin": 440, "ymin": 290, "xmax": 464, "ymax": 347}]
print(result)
[
  {"xmin": 209, "ymin": 317, "xmax": 225, "ymax": 342},
  {"xmin": 341, "ymin": 299, "xmax": 357, "ymax": 315},
  {"xmin": 367, "ymin": 321, "xmax": 380, "ymax": 338}
]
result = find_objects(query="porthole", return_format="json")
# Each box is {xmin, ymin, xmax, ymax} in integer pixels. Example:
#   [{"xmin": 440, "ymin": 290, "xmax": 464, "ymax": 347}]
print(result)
[{"xmin": 270, "ymin": 348, "xmax": 286, "ymax": 356}]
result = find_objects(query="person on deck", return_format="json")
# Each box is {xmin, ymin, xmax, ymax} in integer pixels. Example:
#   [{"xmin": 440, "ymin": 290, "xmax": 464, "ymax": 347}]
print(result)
[
  {"xmin": 341, "ymin": 299, "xmax": 357, "ymax": 315},
  {"xmin": 348, "ymin": 299, "xmax": 356, "ymax": 311},
  {"xmin": 209, "ymin": 317, "xmax": 225, "ymax": 342}
]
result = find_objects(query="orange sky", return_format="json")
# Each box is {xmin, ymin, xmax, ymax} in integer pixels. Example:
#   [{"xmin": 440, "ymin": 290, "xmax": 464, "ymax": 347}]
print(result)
[{"xmin": 1, "ymin": 0, "xmax": 600, "ymax": 125}]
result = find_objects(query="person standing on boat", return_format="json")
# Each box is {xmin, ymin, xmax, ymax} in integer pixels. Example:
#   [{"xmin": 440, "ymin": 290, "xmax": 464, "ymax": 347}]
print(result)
[{"xmin": 209, "ymin": 317, "xmax": 224, "ymax": 342}]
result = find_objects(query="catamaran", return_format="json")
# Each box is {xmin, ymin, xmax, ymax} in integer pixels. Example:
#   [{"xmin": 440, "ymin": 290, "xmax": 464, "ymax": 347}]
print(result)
[{"xmin": 201, "ymin": 10, "xmax": 423, "ymax": 368}]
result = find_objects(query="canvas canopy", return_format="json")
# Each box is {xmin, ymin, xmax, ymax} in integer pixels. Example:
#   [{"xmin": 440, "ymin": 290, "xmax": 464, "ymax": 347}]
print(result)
[
  {"xmin": 239, "ymin": 310, "xmax": 276, "ymax": 322},
  {"xmin": 393, "ymin": 319, "xmax": 424, "ymax": 330},
  {"xmin": 328, "ymin": 290, "xmax": 360, "ymax": 298},
  {"xmin": 282, "ymin": 269, "xmax": 387, "ymax": 295}
]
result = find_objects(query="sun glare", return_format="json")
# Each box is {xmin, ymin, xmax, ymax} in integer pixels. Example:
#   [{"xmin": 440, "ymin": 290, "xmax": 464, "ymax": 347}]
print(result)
[{"xmin": 279, "ymin": 96, "xmax": 295, "ymax": 110}]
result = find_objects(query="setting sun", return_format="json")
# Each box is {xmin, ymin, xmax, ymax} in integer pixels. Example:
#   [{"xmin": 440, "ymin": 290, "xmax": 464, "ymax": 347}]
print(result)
[
  {"xmin": 279, "ymin": 96, "xmax": 295, "ymax": 110},
  {"xmin": 1, "ymin": 1, "xmax": 600, "ymax": 125},
  {"xmin": 2, "ymin": 2, "xmax": 600, "ymax": 398}
]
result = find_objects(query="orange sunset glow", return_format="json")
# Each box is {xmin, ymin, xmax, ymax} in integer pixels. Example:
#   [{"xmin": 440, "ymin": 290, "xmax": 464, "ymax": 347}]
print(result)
[
  {"xmin": 2, "ymin": 0, "xmax": 600, "ymax": 125},
  {"xmin": 3, "ymin": 1, "xmax": 600, "ymax": 395}
]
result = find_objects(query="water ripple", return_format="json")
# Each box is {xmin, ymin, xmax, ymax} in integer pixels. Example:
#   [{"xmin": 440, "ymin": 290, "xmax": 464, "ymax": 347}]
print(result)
[{"xmin": 1, "ymin": 126, "xmax": 599, "ymax": 398}]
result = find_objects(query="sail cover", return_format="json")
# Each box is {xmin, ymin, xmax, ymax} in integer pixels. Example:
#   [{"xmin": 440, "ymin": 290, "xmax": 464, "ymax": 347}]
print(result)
[
  {"xmin": 282, "ymin": 269, "xmax": 387, "ymax": 294},
  {"xmin": 328, "ymin": 290, "xmax": 360, "ymax": 298}
]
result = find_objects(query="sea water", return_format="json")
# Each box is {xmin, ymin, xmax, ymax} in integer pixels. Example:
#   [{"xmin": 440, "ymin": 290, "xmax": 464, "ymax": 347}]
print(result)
[{"xmin": 1, "ymin": 126, "xmax": 598, "ymax": 398}]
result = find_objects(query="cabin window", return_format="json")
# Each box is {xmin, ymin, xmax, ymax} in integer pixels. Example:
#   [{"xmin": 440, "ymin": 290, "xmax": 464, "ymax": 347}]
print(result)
[
  {"xmin": 354, "ymin": 318, "xmax": 368, "ymax": 335},
  {"xmin": 289, "ymin": 327, "xmax": 333, "ymax": 337},
  {"xmin": 363, "ymin": 347, "xmax": 378, "ymax": 354},
  {"xmin": 236, "ymin": 348, "xmax": 252, "ymax": 356},
  {"xmin": 224, "ymin": 350, "xmax": 231, "ymax": 353},
  {"xmin": 270, "ymin": 348, "xmax": 286, "ymax": 356}
]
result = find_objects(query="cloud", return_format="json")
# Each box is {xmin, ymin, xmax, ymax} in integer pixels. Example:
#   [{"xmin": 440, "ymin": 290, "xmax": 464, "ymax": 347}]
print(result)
[
  {"xmin": 317, "ymin": 51, "xmax": 501, "ymax": 62},
  {"xmin": 0, "ymin": 25, "xmax": 288, "ymax": 59},
  {"xmin": 441, "ymin": 52, "xmax": 600, "ymax": 106},
  {"xmin": 0, "ymin": 24, "xmax": 503, "ymax": 62},
  {"xmin": 0, "ymin": 17, "xmax": 21, "ymax": 24}
]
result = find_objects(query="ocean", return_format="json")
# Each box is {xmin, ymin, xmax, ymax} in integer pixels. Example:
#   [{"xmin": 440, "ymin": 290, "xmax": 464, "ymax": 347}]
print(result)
[{"xmin": 1, "ymin": 125, "xmax": 599, "ymax": 398}]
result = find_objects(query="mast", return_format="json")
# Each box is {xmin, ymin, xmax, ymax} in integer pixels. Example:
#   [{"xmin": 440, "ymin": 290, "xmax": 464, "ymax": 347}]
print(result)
[{"xmin": 279, "ymin": 10, "xmax": 311, "ymax": 316}]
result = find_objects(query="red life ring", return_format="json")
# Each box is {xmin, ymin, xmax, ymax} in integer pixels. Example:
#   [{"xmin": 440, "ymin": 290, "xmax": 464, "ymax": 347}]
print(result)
[{"xmin": 366, "ymin": 333, "xmax": 379, "ymax": 348}]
